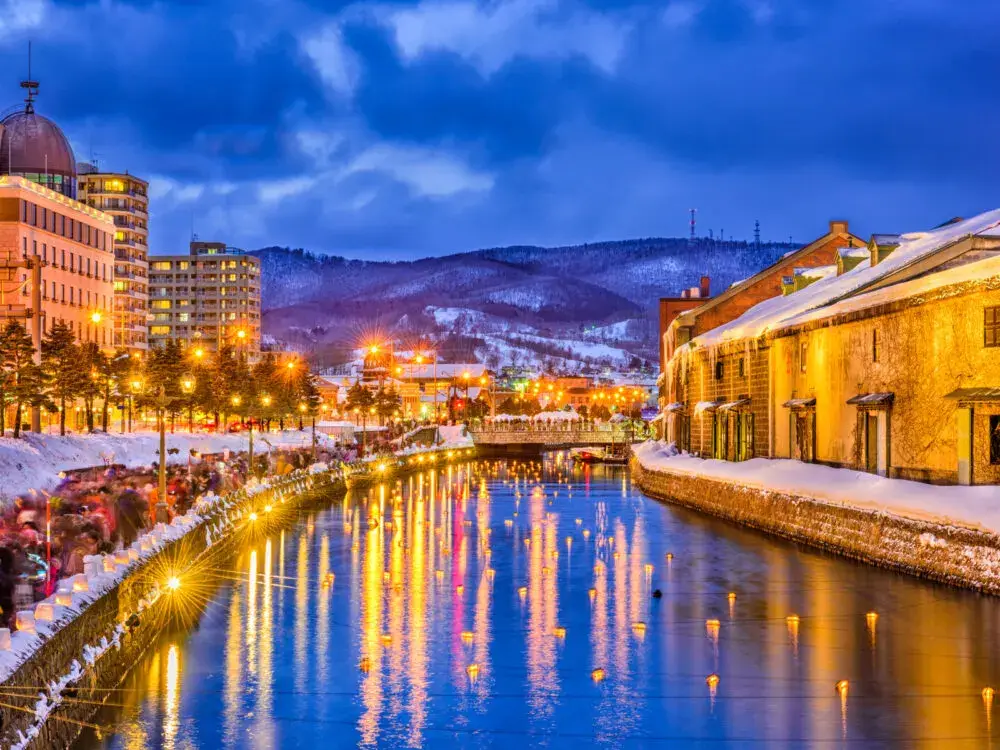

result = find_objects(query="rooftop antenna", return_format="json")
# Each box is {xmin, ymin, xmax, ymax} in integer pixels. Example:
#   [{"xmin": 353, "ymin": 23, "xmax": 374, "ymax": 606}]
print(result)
[
  {"xmin": 21, "ymin": 41, "xmax": 39, "ymax": 115},
  {"xmin": 689, "ymin": 208, "xmax": 697, "ymax": 243}
]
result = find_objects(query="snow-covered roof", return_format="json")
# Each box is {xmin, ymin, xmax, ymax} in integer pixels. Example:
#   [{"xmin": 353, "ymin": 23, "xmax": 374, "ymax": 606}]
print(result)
[
  {"xmin": 794, "ymin": 264, "xmax": 837, "ymax": 280},
  {"xmin": 688, "ymin": 208, "xmax": 1000, "ymax": 349},
  {"xmin": 838, "ymin": 246, "xmax": 869, "ymax": 259},
  {"xmin": 401, "ymin": 363, "xmax": 487, "ymax": 380}
]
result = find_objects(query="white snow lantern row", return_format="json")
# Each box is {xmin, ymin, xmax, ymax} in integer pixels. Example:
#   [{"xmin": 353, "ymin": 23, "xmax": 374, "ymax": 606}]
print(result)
[
  {"xmin": 70, "ymin": 574, "xmax": 89, "ymax": 593},
  {"xmin": 103, "ymin": 555, "xmax": 117, "ymax": 573},
  {"xmin": 15, "ymin": 611, "xmax": 36, "ymax": 633},
  {"xmin": 34, "ymin": 602, "xmax": 54, "ymax": 622},
  {"xmin": 139, "ymin": 536, "xmax": 153, "ymax": 553},
  {"xmin": 0, "ymin": 628, "xmax": 10, "ymax": 650},
  {"xmin": 55, "ymin": 591, "xmax": 73, "ymax": 607},
  {"xmin": 114, "ymin": 550, "xmax": 130, "ymax": 567}
]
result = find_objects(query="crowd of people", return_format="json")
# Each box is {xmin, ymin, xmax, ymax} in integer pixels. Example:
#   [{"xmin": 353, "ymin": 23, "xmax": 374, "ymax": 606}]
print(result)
[{"xmin": 0, "ymin": 445, "xmax": 343, "ymax": 629}]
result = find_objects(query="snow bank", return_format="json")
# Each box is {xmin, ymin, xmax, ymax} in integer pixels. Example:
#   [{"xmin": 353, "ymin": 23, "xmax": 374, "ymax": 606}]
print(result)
[
  {"xmin": 532, "ymin": 410, "xmax": 580, "ymax": 421},
  {"xmin": 0, "ymin": 430, "xmax": 329, "ymax": 500},
  {"xmin": 634, "ymin": 442, "xmax": 1000, "ymax": 535}
]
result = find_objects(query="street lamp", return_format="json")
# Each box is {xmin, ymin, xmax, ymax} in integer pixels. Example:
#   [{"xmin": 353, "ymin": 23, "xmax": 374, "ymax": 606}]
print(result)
[
  {"xmin": 181, "ymin": 377, "xmax": 195, "ymax": 433},
  {"xmin": 129, "ymin": 378, "xmax": 142, "ymax": 432},
  {"xmin": 155, "ymin": 386, "xmax": 169, "ymax": 523}
]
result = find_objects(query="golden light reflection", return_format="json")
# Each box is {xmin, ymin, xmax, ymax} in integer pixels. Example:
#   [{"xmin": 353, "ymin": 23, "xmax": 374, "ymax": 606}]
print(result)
[{"xmin": 163, "ymin": 644, "xmax": 180, "ymax": 750}]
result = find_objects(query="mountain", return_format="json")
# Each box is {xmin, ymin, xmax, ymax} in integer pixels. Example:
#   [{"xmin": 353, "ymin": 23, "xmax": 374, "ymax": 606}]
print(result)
[{"xmin": 254, "ymin": 238, "xmax": 796, "ymax": 369}]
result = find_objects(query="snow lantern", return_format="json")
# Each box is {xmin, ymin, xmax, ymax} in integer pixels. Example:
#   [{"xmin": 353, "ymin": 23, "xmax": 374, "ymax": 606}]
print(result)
[
  {"xmin": 0, "ymin": 628, "xmax": 10, "ymax": 650},
  {"xmin": 103, "ymin": 555, "xmax": 117, "ymax": 573},
  {"xmin": 34, "ymin": 602, "xmax": 55, "ymax": 622},
  {"xmin": 15, "ymin": 611, "xmax": 36, "ymax": 634},
  {"xmin": 71, "ymin": 574, "xmax": 89, "ymax": 593},
  {"xmin": 115, "ymin": 550, "xmax": 130, "ymax": 566},
  {"xmin": 55, "ymin": 591, "xmax": 73, "ymax": 607},
  {"xmin": 83, "ymin": 555, "xmax": 101, "ymax": 578},
  {"xmin": 128, "ymin": 547, "xmax": 140, "ymax": 563}
]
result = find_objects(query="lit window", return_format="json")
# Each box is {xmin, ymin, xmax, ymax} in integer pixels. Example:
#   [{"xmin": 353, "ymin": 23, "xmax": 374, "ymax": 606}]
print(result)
[{"xmin": 800, "ymin": 342, "xmax": 807, "ymax": 373}]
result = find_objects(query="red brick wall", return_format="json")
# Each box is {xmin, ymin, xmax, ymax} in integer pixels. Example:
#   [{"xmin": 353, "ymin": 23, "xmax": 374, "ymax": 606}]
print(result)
[
  {"xmin": 692, "ymin": 235, "xmax": 846, "ymax": 338},
  {"xmin": 659, "ymin": 297, "xmax": 706, "ymax": 372}
]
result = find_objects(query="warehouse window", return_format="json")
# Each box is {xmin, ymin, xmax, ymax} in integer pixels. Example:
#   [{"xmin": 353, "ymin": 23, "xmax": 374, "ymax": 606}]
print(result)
[
  {"xmin": 986, "ymin": 307, "xmax": 1000, "ymax": 347},
  {"xmin": 992, "ymin": 415, "xmax": 1000, "ymax": 465}
]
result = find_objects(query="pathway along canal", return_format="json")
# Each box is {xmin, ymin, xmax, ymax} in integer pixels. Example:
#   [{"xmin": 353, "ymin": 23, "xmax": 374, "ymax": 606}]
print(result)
[{"xmin": 75, "ymin": 456, "xmax": 1000, "ymax": 748}]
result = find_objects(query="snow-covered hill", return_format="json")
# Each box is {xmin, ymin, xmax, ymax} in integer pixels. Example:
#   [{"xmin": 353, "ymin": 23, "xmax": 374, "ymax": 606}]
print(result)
[{"xmin": 255, "ymin": 237, "xmax": 796, "ymax": 367}]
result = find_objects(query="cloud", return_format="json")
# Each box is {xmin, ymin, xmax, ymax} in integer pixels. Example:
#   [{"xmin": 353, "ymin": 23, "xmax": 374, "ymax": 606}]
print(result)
[
  {"xmin": 0, "ymin": 0, "xmax": 46, "ymax": 39},
  {"xmin": 380, "ymin": 0, "xmax": 630, "ymax": 76},
  {"xmin": 662, "ymin": 1, "xmax": 702, "ymax": 29},
  {"xmin": 344, "ymin": 143, "xmax": 494, "ymax": 197},
  {"xmin": 303, "ymin": 22, "xmax": 361, "ymax": 97},
  {"xmin": 257, "ymin": 175, "xmax": 318, "ymax": 204}
]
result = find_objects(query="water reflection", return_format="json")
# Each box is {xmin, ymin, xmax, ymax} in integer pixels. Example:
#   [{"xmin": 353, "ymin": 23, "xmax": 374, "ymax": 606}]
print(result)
[{"xmin": 78, "ymin": 456, "xmax": 1000, "ymax": 749}]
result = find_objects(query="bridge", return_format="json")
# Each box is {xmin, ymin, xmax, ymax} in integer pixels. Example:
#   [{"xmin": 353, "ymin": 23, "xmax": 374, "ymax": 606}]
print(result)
[{"xmin": 468, "ymin": 424, "xmax": 637, "ymax": 456}]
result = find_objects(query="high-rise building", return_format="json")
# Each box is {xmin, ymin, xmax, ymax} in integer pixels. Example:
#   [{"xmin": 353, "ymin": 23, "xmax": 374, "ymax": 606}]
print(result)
[
  {"xmin": 0, "ymin": 78, "xmax": 115, "ymax": 351},
  {"xmin": 77, "ymin": 168, "xmax": 149, "ymax": 352},
  {"xmin": 147, "ymin": 241, "xmax": 261, "ymax": 357}
]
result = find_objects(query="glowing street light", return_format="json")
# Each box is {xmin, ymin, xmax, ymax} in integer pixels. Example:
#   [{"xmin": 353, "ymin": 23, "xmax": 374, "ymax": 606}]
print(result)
[
  {"xmin": 90, "ymin": 311, "xmax": 102, "ymax": 324},
  {"xmin": 193, "ymin": 347, "xmax": 205, "ymax": 359}
]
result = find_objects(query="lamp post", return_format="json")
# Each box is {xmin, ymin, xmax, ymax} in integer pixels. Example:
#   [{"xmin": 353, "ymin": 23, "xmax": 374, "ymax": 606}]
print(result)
[
  {"xmin": 182, "ymin": 377, "xmax": 195, "ymax": 432},
  {"xmin": 155, "ymin": 385, "xmax": 169, "ymax": 523},
  {"xmin": 129, "ymin": 378, "xmax": 142, "ymax": 432}
]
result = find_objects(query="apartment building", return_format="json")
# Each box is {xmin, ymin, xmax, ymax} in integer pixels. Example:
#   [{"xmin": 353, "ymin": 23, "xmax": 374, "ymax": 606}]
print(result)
[
  {"xmin": 147, "ymin": 241, "xmax": 261, "ymax": 357},
  {"xmin": 77, "ymin": 167, "xmax": 149, "ymax": 352}
]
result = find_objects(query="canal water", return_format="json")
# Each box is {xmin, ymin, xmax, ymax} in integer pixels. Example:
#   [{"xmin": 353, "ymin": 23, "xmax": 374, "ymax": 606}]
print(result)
[{"xmin": 76, "ymin": 456, "xmax": 1000, "ymax": 748}]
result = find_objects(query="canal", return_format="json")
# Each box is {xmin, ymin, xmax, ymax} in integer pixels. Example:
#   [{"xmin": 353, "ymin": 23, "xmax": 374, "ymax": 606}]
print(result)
[{"xmin": 76, "ymin": 456, "xmax": 1000, "ymax": 748}]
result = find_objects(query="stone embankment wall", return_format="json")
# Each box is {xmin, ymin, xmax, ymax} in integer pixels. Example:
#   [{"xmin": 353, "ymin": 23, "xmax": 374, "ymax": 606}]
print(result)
[
  {"xmin": 0, "ymin": 472, "xmax": 342, "ymax": 750},
  {"xmin": 631, "ymin": 459, "xmax": 1000, "ymax": 594}
]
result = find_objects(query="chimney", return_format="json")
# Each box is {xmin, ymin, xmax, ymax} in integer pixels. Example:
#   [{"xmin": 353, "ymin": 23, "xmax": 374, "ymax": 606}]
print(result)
[
  {"xmin": 699, "ymin": 276, "xmax": 710, "ymax": 298},
  {"xmin": 681, "ymin": 289, "xmax": 690, "ymax": 299},
  {"xmin": 829, "ymin": 219, "xmax": 849, "ymax": 235}
]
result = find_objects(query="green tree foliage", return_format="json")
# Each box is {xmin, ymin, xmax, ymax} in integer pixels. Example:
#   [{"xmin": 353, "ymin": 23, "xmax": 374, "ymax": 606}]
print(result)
[
  {"xmin": 41, "ymin": 321, "xmax": 83, "ymax": 436},
  {"xmin": 0, "ymin": 321, "xmax": 50, "ymax": 438}
]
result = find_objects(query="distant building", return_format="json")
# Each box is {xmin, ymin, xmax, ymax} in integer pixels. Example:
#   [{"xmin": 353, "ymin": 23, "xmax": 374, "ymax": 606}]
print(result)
[
  {"xmin": 77, "ymin": 167, "xmax": 149, "ymax": 352},
  {"xmin": 147, "ymin": 241, "xmax": 261, "ymax": 357}
]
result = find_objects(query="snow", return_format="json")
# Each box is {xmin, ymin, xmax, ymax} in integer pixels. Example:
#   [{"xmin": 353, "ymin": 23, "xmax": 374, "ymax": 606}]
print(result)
[
  {"xmin": 783, "ymin": 252, "xmax": 1000, "ymax": 329},
  {"xmin": 532, "ymin": 410, "xmax": 580, "ymax": 421},
  {"xmin": 436, "ymin": 425, "xmax": 474, "ymax": 447},
  {"xmin": 634, "ymin": 442, "xmax": 1000, "ymax": 535},
  {"xmin": 0, "ymin": 430, "xmax": 331, "ymax": 501},
  {"xmin": 690, "ymin": 207, "xmax": 1000, "ymax": 349}
]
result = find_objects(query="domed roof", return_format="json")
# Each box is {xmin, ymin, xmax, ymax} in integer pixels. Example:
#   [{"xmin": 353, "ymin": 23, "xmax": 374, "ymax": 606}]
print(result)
[{"xmin": 0, "ymin": 109, "xmax": 77, "ymax": 183}]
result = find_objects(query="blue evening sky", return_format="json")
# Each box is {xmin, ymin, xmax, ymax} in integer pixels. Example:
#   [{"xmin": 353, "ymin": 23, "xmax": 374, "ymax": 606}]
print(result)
[{"xmin": 1, "ymin": 0, "xmax": 997, "ymax": 258}]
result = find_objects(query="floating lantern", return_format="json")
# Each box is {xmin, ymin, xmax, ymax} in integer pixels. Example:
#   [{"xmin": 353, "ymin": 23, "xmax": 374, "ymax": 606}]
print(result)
[
  {"xmin": 553, "ymin": 626, "xmax": 566, "ymax": 638},
  {"xmin": 485, "ymin": 568, "xmax": 495, "ymax": 581},
  {"xmin": 575, "ymin": 518, "xmax": 582, "ymax": 525},
  {"xmin": 644, "ymin": 563, "xmax": 654, "ymax": 575},
  {"xmin": 836, "ymin": 680, "xmax": 849, "ymax": 696},
  {"xmin": 456, "ymin": 585, "xmax": 464, "ymax": 595},
  {"xmin": 706, "ymin": 673, "xmax": 720, "ymax": 688},
  {"xmin": 582, "ymin": 529, "xmax": 591, "ymax": 540},
  {"xmin": 706, "ymin": 618, "xmax": 720, "ymax": 632},
  {"xmin": 435, "ymin": 570, "xmax": 444, "ymax": 581},
  {"xmin": 866, "ymin": 611, "xmax": 878, "ymax": 627},
  {"xmin": 631, "ymin": 621, "xmax": 647, "ymax": 635},
  {"xmin": 591, "ymin": 668, "xmax": 606, "ymax": 683},
  {"xmin": 381, "ymin": 634, "xmax": 392, "ymax": 645},
  {"xmin": 594, "ymin": 562, "xmax": 605, "ymax": 574},
  {"xmin": 15, "ymin": 611, "xmax": 35, "ymax": 634},
  {"xmin": 167, "ymin": 576, "xmax": 181, "ymax": 591},
  {"xmin": 588, "ymin": 588, "xmax": 597, "ymax": 602},
  {"xmin": 984, "ymin": 686, "xmax": 995, "ymax": 703},
  {"xmin": 504, "ymin": 519, "xmax": 513, "ymax": 528},
  {"xmin": 383, "ymin": 571, "xmax": 390, "ymax": 583},
  {"xmin": 466, "ymin": 663, "xmax": 479, "ymax": 680},
  {"xmin": 35, "ymin": 602, "xmax": 55, "ymax": 622},
  {"xmin": 518, "ymin": 586, "xmax": 528, "ymax": 598},
  {"xmin": 264, "ymin": 504, "xmax": 273, "ymax": 514},
  {"xmin": 728, "ymin": 592, "xmax": 737, "ymax": 601},
  {"xmin": 103, "ymin": 556, "xmax": 116, "ymax": 573},
  {"xmin": 249, "ymin": 512, "xmax": 258, "ymax": 522},
  {"xmin": 128, "ymin": 548, "xmax": 140, "ymax": 563},
  {"xmin": 524, "ymin": 538, "xmax": 531, "ymax": 547},
  {"xmin": 613, "ymin": 552, "xmax": 621, "ymax": 560},
  {"xmin": 565, "ymin": 537, "xmax": 573, "ymax": 549},
  {"xmin": 115, "ymin": 551, "xmax": 130, "ymax": 566},
  {"xmin": 786, "ymin": 614, "xmax": 800, "ymax": 626},
  {"xmin": 359, "ymin": 657, "xmax": 372, "ymax": 673},
  {"xmin": 460, "ymin": 631, "xmax": 474, "ymax": 643}
]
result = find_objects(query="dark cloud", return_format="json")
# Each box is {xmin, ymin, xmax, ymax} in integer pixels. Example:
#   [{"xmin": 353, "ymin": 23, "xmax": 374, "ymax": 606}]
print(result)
[{"xmin": 0, "ymin": 0, "xmax": 996, "ymax": 257}]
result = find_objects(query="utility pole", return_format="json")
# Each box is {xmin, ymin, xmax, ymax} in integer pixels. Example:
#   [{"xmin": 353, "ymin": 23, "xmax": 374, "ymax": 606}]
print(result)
[
  {"xmin": 689, "ymin": 208, "xmax": 697, "ymax": 244},
  {"xmin": 754, "ymin": 220, "xmax": 761, "ymax": 249}
]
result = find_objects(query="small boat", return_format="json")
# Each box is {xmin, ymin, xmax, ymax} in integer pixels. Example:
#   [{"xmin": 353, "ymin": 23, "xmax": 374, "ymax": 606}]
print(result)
[{"xmin": 571, "ymin": 444, "xmax": 630, "ymax": 465}]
